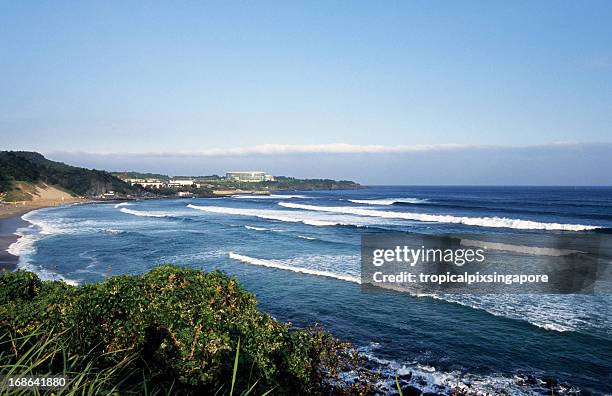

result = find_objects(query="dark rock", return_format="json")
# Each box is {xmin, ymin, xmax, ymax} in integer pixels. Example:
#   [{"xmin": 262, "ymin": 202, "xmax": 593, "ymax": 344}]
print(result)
[
  {"xmin": 545, "ymin": 377, "xmax": 558, "ymax": 388},
  {"xmin": 364, "ymin": 360, "xmax": 380, "ymax": 370},
  {"xmin": 400, "ymin": 385, "xmax": 422, "ymax": 396}
]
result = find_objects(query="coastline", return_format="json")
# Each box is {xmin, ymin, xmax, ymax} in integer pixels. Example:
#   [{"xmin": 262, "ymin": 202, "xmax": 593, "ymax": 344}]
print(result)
[
  {"xmin": 0, "ymin": 215, "xmax": 26, "ymax": 272},
  {"xmin": 0, "ymin": 199, "xmax": 88, "ymax": 273},
  {"xmin": 0, "ymin": 188, "xmax": 347, "ymax": 273}
]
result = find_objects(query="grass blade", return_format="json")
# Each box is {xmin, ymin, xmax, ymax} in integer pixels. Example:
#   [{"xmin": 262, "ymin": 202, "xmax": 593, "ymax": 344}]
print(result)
[{"xmin": 230, "ymin": 337, "xmax": 240, "ymax": 396}]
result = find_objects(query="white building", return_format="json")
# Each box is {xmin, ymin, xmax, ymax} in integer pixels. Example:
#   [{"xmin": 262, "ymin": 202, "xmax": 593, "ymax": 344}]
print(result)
[
  {"xmin": 101, "ymin": 191, "xmax": 118, "ymax": 199},
  {"xmin": 124, "ymin": 178, "xmax": 165, "ymax": 188},
  {"xmin": 226, "ymin": 171, "xmax": 275, "ymax": 182},
  {"xmin": 168, "ymin": 179, "xmax": 195, "ymax": 188},
  {"xmin": 140, "ymin": 181, "xmax": 165, "ymax": 188}
]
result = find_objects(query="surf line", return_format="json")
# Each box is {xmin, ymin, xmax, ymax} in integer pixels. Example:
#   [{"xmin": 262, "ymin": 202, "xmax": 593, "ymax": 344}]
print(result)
[{"xmin": 228, "ymin": 252, "xmax": 361, "ymax": 284}]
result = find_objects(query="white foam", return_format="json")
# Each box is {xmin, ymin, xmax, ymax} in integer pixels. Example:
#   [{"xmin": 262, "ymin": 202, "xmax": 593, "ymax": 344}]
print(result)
[
  {"xmin": 187, "ymin": 204, "xmax": 348, "ymax": 227},
  {"xmin": 245, "ymin": 225, "xmax": 268, "ymax": 231},
  {"xmin": 22, "ymin": 211, "xmax": 64, "ymax": 235},
  {"xmin": 278, "ymin": 202, "xmax": 601, "ymax": 231},
  {"xmin": 536, "ymin": 322, "xmax": 571, "ymax": 332},
  {"xmin": 17, "ymin": 260, "xmax": 80, "ymax": 286},
  {"xmin": 232, "ymin": 194, "xmax": 310, "ymax": 199},
  {"xmin": 460, "ymin": 239, "xmax": 580, "ymax": 256},
  {"xmin": 297, "ymin": 235, "xmax": 316, "ymax": 240},
  {"xmin": 4, "ymin": 211, "xmax": 80, "ymax": 286},
  {"xmin": 119, "ymin": 207, "xmax": 168, "ymax": 218},
  {"xmin": 361, "ymin": 345, "xmax": 550, "ymax": 396},
  {"xmin": 228, "ymin": 252, "xmax": 361, "ymax": 284},
  {"xmin": 114, "ymin": 202, "xmax": 133, "ymax": 208},
  {"xmin": 6, "ymin": 210, "xmax": 59, "ymax": 258},
  {"xmin": 437, "ymin": 294, "xmax": 605, "ymax": 334},
  {"xmin": 349, "ymin": 197, "xmax": 427, "ymax": 205},
  {"xmin": 7, "ymin": 228, "xmax": 37, "ymax": 257}
]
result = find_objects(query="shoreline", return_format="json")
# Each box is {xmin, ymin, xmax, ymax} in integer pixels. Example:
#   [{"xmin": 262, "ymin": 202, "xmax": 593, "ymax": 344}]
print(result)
[
  {"xmin": 0, "ymin": 213, "xmax": 27, "ymax": 273},
  {"xmin": 0, "ymin": 189, "xmax": 356, "ymax": 273},
  {"xmin": 0, "ymin": 199, "xmax": 89, "ymax": 273}
]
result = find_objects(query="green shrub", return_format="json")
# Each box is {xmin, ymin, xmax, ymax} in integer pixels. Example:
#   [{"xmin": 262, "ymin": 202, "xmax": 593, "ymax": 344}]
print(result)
[
  {"xmin": 0, "ymin": 270, "xmax": 42, "ymax": 302},
  {"xmin": 0, "ymin": 265, "xmax": 376, "ymax": 395}
]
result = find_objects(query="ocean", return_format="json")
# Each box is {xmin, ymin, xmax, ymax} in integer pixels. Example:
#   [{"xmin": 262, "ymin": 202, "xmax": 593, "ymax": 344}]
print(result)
[{"xmin": 8, "ymin": 186, "xmax": 612, "ymax": 394}]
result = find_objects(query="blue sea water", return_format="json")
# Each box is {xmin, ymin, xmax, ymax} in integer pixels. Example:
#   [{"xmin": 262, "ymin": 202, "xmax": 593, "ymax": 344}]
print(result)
[{"xmin": 9, "ymin": 186, "xmax": 612, "ymax": 395}]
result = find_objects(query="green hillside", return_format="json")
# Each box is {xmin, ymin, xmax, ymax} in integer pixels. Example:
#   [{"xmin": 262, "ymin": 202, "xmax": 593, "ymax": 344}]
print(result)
[
  {"xmin": 111, "ymin": 171, "xmax": 170, "ymax": 181},
  {"xmin": 0, "ymin": 151, "xmax": 138, "ymax": 198}
]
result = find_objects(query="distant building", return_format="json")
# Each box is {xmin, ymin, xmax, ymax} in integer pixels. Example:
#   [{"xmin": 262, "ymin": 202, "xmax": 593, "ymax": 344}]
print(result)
[
  {"xmin": 124, "ymin": 178, "xmax": 165, "ymax": 188},
  {"xmin": 100, "ymin": 191, "xmax": 118, "ymax": 199},
  {"xmin": 168, "ymin": 179, "xmax": 195, "ymax": 188},
  {"xmin": 226, "ymin": 171, "xmax": 275, "ymax": 182},
  {"xmin": 177, "ymin": 191, "xmax": 194, "ymax": 197},
  {"xmin": 123, "ymin": 178, "xmax": 146, "ymax": 185}
]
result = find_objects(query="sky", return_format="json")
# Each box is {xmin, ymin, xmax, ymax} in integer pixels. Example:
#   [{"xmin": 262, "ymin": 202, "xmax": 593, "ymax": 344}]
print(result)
[{"xmin": 1, "ymin": 1, "xmax": 611, "ymax": 184}]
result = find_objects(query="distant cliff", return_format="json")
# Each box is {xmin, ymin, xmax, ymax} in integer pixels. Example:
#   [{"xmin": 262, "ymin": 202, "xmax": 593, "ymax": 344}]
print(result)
[{"xmin": 0, "ymin": 151, "xmax": 138, "ymax": 199}]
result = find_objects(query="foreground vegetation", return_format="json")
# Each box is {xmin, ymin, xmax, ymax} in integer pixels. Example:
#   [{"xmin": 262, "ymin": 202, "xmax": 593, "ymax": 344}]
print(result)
[{"xmin": 0, "ymin": 265, "xmax": 376, "ymax": 395}]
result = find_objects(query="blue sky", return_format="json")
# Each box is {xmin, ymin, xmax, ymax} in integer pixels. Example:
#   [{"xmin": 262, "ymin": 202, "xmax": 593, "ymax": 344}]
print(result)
[{"xmin": 1, "ymin": 1, "xmax": 611, "ymax": 183}]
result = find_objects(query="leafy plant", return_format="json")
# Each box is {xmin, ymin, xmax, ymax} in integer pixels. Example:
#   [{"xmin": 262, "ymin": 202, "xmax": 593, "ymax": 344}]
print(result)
[{"xmin": 0, "ymin": 265, "xmax": 376, "ymax": 395}]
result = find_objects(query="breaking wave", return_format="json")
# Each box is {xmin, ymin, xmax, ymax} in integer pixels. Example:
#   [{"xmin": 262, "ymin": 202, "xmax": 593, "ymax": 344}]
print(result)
[
  {"xmin": 435, "ymin": 294, "xmax": 605, "ymax": 334},
  {"xmin": 245, "ymin": 225, "xmax": 268, "ymax": 231},
  {"xmin": 7, "ymin": 229, "xmax": 37, "ymax": 257},
  {"xmin": 349, "ymin": 197, "xmax": 427, "ymax": 205},
  {"xmin": 228, "ymin": 252, "xmax": 360, "ymax": 284},
  {"xmin": 278, "ymin": 202, "xmax": 601, "ymax": 231},
  {"xmin": 7, "ymin": 211, "xmax": 80, "ymax": 286},
  {"xmin": 7, "ymin": 211, "xmax": 63, "ymax": 259},
  {"xmin": 460, "ymin": 239, "xmax": 580, "ymax": 256},
  {"xmin": 119, "ymin": 207, "xmax": 169, "ymax": 218},
  {"xmin": 114, "ymin": 202, "xmax": 133, "ymax": 208},
  {"xmin": 227, "ymin": 251, "xmax": 596, "ymax": 334},
  {"xmin": 187, "ymin": 204, "xmax": 355, "ymax": 227},
  {"xmin": 18, "ymin": 261, "xmax": 80, "ymax": 286},
  {"xmin": 232, "ymin": 194, "xmax": 310, "ymax": 199}
]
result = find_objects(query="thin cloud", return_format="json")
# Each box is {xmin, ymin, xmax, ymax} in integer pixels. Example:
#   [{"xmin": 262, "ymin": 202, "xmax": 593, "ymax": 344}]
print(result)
[
  {"xmin": 155, "ymin": 143, "xmax": 475, "ymax": 157},
  {"xmin": 47, "ymin": 142, "xmax": 609, "ymax": 158},
  {"xmin": 51, "ymin": 143, "xmax": 478, "ymax": 158}
]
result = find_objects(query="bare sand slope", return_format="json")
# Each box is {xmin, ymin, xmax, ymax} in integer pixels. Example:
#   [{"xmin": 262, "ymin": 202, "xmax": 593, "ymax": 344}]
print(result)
[
  {"xmin": 0, "ymin": 184, "xmax": 87, "ymax": 219},
  {"xmin": 32, "ymin": 184, "xmax": 74, "ymax": 201}
]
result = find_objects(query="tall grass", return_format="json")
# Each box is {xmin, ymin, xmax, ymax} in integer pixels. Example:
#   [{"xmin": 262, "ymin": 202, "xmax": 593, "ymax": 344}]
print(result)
[{"xmin": 0, "ymin": 330, "xmax": 265, "ymax": 395}]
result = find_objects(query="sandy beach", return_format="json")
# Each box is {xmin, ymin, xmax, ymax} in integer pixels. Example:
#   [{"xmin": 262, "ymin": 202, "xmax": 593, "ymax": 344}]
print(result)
[{"xmin": 0, "ymin": 184, "xmax": 88, "ymax": 272}]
